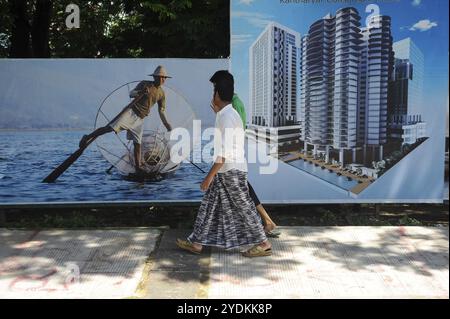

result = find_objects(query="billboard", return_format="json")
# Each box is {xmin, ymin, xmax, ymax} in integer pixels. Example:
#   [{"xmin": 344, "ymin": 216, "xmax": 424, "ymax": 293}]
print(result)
[
  {"xmin": 231, "ymin": 0, "xmax": 448, "ymax": 203},
  {"xmin": 0, "ymin": 59, "xmax": 228, "ymax": 205},
  {"xmin": 0, "ymin": 0, "xmax": 447, "ymax": 205}
]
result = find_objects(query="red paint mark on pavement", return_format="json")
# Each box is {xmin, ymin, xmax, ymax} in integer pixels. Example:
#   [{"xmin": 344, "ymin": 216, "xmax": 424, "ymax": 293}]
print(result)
[
  {"xmin": 398, "ymin": 227, "xmax": 407, "ymax": 237},
  {"xmin": 8, "ymin": 268, "xmax": 58, "ymax": 292}
]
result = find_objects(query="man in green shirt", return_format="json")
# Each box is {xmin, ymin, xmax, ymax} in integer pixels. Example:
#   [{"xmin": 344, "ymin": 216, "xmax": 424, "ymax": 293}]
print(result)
[
  {"xmin": 210, "ymin": 71, "xmax": 280, "ymax": 237},
  {"xmin": 231, "ymin": 94, "xmax": 246, "ymax": 129}
]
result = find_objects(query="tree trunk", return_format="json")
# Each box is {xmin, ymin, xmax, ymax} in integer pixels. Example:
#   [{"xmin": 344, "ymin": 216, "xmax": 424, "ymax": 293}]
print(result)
[
  {"xmin": 31, "ymin": 0, "xmax": 52, "ymax": 57},
  {"xmin": 8, "ymin": 0, "xmax": 31, "ymax": 58}
]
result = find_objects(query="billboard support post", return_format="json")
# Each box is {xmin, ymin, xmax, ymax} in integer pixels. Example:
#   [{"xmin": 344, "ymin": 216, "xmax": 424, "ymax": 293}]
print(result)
[{"xmin": 375, "ymin": 204, "xmax": 381, "ymax": 218}]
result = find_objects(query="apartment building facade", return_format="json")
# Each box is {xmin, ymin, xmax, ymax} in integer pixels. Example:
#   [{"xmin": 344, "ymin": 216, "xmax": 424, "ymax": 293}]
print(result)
[
  {"xmin": 248, "ymin": 22, "xmax": 301, "ymax": 152},
  {"xmin": 300, "ymin": 7, "xmax": 396, "ymax": 165},
  {"xmin": 358, "ymin": 15, "xmax": 394, "ymax": 161},
  {"xmin": 389, "ymin": 38, "xmax": 426, "ymax": 146}
]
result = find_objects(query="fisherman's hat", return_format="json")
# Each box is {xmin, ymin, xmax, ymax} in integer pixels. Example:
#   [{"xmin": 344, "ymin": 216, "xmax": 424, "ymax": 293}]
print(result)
[{"xmin": 148, "ymin": 65, "xmax": 172, "ymax": 78}]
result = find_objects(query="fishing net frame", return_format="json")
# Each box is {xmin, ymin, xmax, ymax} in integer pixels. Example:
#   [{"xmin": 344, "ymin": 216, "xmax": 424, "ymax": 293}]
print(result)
[{"xmin": 93, "ymin": 80, "xmax": 195, "ymax": 176}]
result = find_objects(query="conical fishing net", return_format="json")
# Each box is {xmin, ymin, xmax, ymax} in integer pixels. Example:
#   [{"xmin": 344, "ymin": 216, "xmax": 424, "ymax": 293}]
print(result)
[{"xmin": 94, "ymin": 81, "xmax": 196, "ymax": 176}]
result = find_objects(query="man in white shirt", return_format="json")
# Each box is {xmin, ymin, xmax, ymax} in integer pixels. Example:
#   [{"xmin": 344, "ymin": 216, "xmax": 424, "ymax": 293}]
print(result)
[
  {"xmin": 176, "ymin": 71, "xmax": 272, "ymax": 258},
  {"xmin": 212, "ymin": 102, "xmax": 248, "ymax": 174},
  {"xmin": 209, "ymin": 70, "xmax": 280, "ymax": 238}
]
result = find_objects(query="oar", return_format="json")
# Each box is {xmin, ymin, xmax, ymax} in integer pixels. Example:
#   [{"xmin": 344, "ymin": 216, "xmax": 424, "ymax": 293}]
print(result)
[
  {"xmin": 42, "ymin": 138, "xmax": 94, "ymax": 183},
  {"xmin": 43, "ymin": 83, "xmax": 146, "ymax": 183},
  {"xmin": 106, "ymin": 165, "xmax": 115, "ymax": 174}
]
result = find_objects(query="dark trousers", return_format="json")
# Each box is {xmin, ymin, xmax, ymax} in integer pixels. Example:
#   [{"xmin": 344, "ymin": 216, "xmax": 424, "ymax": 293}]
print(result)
[{"xmin": 247, "ymin": 182, "xmax": 261, "ymax": 207}]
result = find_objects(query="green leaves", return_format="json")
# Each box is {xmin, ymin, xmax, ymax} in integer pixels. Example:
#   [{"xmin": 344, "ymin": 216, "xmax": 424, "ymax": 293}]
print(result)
[{"xmin": 0, "ymin": 0, "xmax": 229, "ymax": 58}]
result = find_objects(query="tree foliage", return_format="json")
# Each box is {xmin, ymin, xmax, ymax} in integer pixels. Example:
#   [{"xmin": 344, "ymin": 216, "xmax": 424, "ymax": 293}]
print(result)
[{"xmin": 0, "ymin": 0, "xmax": 230, "ymax": 58}]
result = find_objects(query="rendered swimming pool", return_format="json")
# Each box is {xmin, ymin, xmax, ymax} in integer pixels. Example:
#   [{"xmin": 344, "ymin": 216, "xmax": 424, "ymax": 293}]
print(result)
[{"xmin": 288, "ymin": 159, "xmax": 359, "ymax": 191}]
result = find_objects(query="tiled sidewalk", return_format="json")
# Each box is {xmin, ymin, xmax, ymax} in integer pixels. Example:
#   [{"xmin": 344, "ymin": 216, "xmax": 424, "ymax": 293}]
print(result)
[
  {"xmin": 207, "ymin": 227, "xmax": 449, "ymax": 298},
  {"xmin": 0, "ymin": 228, "xmax": 161, "ymax": 298},
  {"xmin": 0, "ymin": 226, "xmax": 448, "ymax": 299}
]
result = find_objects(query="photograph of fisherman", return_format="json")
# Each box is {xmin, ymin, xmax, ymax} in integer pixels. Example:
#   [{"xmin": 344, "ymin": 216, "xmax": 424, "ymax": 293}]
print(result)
[
  {"xmin": 176, "ymin": 70, "xmax": 272, "ymax": 258},
  {"xmin": 78, "ymin": 65, "xmax": 173, "ymax": 175}
]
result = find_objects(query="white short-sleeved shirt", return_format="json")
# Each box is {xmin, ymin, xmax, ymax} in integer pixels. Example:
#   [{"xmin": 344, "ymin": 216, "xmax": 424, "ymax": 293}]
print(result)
[{"xmin": 214, "ymin": 104, "xmax": 248, "ymax": 173}]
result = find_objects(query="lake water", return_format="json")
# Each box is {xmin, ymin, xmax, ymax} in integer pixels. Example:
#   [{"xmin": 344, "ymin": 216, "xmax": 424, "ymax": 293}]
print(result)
[
  {"xmin": 288, "ymin": 159, "xmax": 358, "ymax": 191},
  {"xmin": 0, "ymin": 130, "xmax": 209, "ymax": 204}
]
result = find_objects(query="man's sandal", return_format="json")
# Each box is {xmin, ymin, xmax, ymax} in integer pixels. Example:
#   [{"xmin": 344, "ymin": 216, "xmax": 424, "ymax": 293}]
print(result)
[
  {"xmin": 176, "ymin": 238, "xmax": 202, "ymax": 255},
  {"xmin": 242, "ymin": 245, "xmax": 272, "ymax": 258}
]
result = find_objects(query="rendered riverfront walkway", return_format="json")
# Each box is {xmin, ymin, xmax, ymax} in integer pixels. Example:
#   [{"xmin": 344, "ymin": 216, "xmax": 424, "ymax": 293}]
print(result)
[{"xmin": 0, "ymin": 227, "xmax": 448, "ymax": 299}]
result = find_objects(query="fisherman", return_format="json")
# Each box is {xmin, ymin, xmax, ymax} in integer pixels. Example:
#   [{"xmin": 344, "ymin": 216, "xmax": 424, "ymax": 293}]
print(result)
[{"xmin": 79, "ymin": 65, "xmax": 173, "ymax": 175}]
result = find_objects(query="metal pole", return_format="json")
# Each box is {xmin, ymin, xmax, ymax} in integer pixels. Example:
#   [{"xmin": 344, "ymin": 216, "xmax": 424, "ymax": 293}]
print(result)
[{"xmin": 375, "ymin": 204, "xmax": 381, "ymax": 219}]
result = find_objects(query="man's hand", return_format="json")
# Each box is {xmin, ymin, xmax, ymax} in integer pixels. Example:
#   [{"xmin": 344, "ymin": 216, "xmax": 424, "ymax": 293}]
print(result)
[
  {"xmin": 200, "ymin": 176, "xmax": 213, "ymax": 192},
  {"xmin": 200, "ymin": 158, "xmax": 224, "ymax": 192},
  {"xmin": 158, "ymin": 106, "xmax": 172, "ymax": 132}
]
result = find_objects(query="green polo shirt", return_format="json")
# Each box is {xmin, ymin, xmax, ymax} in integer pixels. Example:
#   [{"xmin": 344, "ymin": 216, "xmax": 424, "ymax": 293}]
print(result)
[{"xmin": 232, "ymin": 94, "xmax": 246, "ymax": 129}]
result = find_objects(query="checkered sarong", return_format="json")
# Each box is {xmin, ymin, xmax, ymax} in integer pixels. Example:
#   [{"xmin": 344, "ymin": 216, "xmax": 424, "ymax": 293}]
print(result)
[{"xmin": 188, "ymin": 169, "xmax": 267, "ymax": 249}]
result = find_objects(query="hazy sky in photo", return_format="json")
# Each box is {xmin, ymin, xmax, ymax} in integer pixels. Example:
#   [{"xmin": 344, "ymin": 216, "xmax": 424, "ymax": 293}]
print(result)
[{"xmin": 0, "ymin": 59, "xmax": 228, "ymax": 129}]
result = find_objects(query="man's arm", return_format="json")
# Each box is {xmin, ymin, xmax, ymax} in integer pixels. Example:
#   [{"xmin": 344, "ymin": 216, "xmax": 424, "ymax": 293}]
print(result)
[
  {"xmin": 158, "ymin": 99, "xmax": 172, "ymax": 131},
  {"xmin": 200, "ymin": 156, "xmax": 225, "ymax": 191},
  {"xmin": 200, "ymin": 114, "xmax": 232, "ymax": 191},
  {"xmin": 129, "ymin": 81, "xmax": 147, "ymax": 98}
]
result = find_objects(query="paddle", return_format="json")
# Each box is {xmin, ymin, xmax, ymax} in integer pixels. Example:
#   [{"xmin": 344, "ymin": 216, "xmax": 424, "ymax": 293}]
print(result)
[
  {"xmin": 42, "ymin": 83, "xmax": 148, "ymax": 183},
  {"xmin": 106, "ymin": 165, "xmax": 115, "ymax": 174},
  {"xmin": 42, "ymin": 138, "xmax": 95, "ymax": 183}
]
